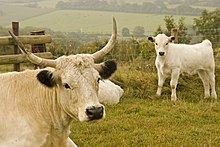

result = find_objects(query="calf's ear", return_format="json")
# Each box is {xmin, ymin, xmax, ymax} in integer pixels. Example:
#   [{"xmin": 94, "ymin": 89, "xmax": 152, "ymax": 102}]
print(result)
[
  {"xmin": 37, "ymin": 70, "xmax": 56, "ymax": 88},
  {"xmin": 95, "ymin": 59, "xmax": 117, "ymax": 79},
  {"xmin": 169, "ymin": 36, "xmax": 175, "ymax": 42},
  {"xmin": 148, "ymin": 36, "xmax": 155, "ymax": 42}
]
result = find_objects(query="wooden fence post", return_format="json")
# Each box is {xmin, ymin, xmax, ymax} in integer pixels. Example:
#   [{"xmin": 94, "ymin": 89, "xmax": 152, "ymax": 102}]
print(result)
[
  {"xmin": 171, "ymin": 28, "xmax": 178, "ymax": 43},
  {"xmin": 30, "ymin": 30, "xmax": 46, "ymax": 69},
  {"xmin": 12, "ymin": 22, "xmax": 20, "ymax": 71}
]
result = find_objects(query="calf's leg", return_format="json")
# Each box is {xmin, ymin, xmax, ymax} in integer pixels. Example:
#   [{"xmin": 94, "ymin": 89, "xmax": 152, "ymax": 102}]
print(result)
[
  {"xmin": 170, "ymin": 69, "xmax": 180, "ymax": 101},
  {"xmin": 156, "ymin": 69, "xmax": 167, "ymax": 96},
  {"xmin": 198, "ymin": 70, "xmax": 210, "ymax": 98},
  {"xmin": 208, "ymin": 70, "xmax": 217, "ymax": 99}
]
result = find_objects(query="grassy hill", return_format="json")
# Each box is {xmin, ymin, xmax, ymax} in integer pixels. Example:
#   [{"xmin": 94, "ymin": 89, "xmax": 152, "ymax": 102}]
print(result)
[
  {"xmin": 0, "ymin": 3, "xmax": 53, "ymax": 26},
  {"xmin": 20, "ymin": 10, "xmax": 196, "ymax": 34}
]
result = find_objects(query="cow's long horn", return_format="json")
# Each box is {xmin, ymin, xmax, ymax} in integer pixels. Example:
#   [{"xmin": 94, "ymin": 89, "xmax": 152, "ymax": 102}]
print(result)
[
  {"xmin": 9, "ymin": 31, "xmax": 56, "ymax": 68},
  {"xmin": 92, "ymin": 17, "xmax": 117, "ymax": 61}
]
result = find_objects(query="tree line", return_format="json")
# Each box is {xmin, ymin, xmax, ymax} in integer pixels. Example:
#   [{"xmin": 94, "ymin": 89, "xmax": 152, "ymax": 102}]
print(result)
[
  {"xmin": 56, "ymin": 0, "xmax": 204, "ymax": 16},
  {"xmin": 122, "ymin": 9, "xmax": 219, "ymax": 46}
]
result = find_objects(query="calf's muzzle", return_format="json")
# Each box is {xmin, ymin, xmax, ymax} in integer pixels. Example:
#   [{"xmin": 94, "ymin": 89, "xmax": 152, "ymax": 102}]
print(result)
[{"xmin": 159, "ymin": 52, "xmax": 165, "ymax": 56}]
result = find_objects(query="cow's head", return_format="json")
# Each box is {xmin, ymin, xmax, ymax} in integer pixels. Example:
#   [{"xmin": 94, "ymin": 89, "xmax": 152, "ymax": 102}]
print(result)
[
  {"xmin": 148, "ymin": 34, "xmax": 175, "ymax": 57},
  {"xmin": 9, "ymin": 17, "xmax": 117, "ymax": 122}
]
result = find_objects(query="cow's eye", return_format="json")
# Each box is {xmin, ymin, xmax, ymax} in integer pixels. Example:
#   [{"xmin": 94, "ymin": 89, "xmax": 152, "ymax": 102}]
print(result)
[
  {"xmin": 155, "ymin": 43, "xmax": 158, "ymax": 45},
  {"xmin": 63, "ymin": 83, "xmax": 71, "ymax": 89},
  {"xmin": 165, "ymin": 42, "xmax": 168, "ymax": 45}
]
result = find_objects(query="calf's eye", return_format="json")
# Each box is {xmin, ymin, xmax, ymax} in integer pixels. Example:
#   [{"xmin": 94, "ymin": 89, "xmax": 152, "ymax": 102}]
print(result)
[
  {"xmin": 165, "ymin": 43, "xmax": 168, "ymax": 45},
  {"xmin": 155, "ymin": 43, "xmax": 158, "ymax": 45}
]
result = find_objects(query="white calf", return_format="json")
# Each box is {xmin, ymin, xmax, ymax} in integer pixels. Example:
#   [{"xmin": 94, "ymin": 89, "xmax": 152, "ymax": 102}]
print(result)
[{"xmin": 148, "ymin": 34, "xmax": 217, "ymax": 101}]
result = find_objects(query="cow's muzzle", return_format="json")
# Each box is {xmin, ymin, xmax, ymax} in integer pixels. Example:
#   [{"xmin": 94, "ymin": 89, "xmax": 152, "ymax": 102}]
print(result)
[
  {"xmin": 86, "ymin": 106, "xmax": 104, "ymax": 120},
  {"xmin": 159, "ymin": 52, "xmax": 165, "ymax": 56}
]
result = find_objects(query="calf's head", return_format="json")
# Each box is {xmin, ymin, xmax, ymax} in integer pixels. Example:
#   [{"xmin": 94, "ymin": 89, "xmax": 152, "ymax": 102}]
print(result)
[
  {"xmin": 9, "ymin": 17, "xmax": 117, "ymax": 122},
  {"xmin": 148, "ymin": 34, "xmax": 175, "ymax": 57}
]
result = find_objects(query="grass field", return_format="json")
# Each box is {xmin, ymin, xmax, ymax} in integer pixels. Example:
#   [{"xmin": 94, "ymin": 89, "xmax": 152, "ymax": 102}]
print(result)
[
  {"xmin": 0, "ymin": 4, "xmax": 53, "ymax": 26},
  {"xmin": 64, "ymin": 40, "xmax": 220, "ymax": 146},
  {"xmin": 71, "ymin": 99, "xmax": 220, "ymax": 146},
  {"xmin": 20, "ymin": 10, "xmax": 196, "ymax": 34},
  {"xmin": 69, "ymin": 59, "xmax": 220, "ymax": 146}
]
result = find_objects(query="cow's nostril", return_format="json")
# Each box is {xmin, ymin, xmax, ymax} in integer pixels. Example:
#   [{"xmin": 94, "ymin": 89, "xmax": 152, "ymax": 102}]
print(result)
[
  {"xmin": 159, "ymin": 52, "xmax": 165, "ymax": 56},
  {"xmin": 86, "ymin": 106, "xmax": 103, "ymax": 120}
]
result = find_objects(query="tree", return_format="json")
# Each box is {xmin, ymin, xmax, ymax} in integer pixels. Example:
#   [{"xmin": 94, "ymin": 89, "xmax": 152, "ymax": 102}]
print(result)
[
  {"xmin": 178, "ymin": 17, "xmax": 190, "ymax": 43},
  {"xmin": 164, "ymin": 15, "xmax": 175, "ymax": 36},
  {"xmin": 154, "ymin": 25, "xmax": 163, "ymax": 36},
  {"xmin": 133, "ymin": 26, "xmax": 145, "ymax": 37},
  {"xmin": 122, "ymin": 27, "xmax": 130, "ymax": 37},
  {"xmin": 193, "ymin": 9, "xmax": 220, "ymax": 46},
  {"xmin": 155, "ymin": 15, "xmax": 190, "ymax": 43}
]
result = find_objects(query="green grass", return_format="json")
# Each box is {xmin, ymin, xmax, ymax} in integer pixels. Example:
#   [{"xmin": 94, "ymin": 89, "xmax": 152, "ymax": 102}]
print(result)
[
  {"xmin": 71, "ymin": 99, "xmax": 220, "ymax": 146},
  {"xmin": 20, "ymin": 10, "xmax": 196, "ymax": 33}
]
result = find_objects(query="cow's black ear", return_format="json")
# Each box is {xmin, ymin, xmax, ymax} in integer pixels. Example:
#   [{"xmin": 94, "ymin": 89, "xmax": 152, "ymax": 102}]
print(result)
[
  {"xmin": 148, "ymin": 36, "xmax": 155, "ymax": 42},
  {"xmin": 37, "ymin": 70, "xmax": 56, "ymax": 88},
  {"xmin": 99, "ymin": 60, "xmax": 117, "ymax": 79}
]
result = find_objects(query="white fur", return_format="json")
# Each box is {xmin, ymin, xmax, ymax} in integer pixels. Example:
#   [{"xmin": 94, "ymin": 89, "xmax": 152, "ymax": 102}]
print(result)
[
  {"xmin": 98, "ymin": 80, "xmax": 124, "ymax": 104},
  {"xmin": 150, "ymin": 34, "xmax": 217, "ymax": 101}
]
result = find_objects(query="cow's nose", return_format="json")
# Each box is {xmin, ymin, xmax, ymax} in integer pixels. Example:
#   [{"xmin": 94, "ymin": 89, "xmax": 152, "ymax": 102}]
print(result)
[
  {"xmin": 86, "ymin": 106, "xmax": 104, "ymax": 120},
  {"xmin": 159, "ymin": 52, "xmax": 165, "ymax": 56}
]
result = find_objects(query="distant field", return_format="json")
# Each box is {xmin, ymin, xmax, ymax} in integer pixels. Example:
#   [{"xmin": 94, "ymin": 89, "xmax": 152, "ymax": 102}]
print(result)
[
  {"xmin": 20, "ymin": 10, "xmax": 197, "ymax": 34},
  {"xmin": 0, "ymin": 4, "xmax": 53, "ymax": 26}
]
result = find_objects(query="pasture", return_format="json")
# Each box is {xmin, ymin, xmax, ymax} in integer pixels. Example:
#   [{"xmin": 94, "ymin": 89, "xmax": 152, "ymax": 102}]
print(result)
[
  {"xmin": 70, "ymin": 61, "xmax": 220, "ymax": 146},
  {"xmin": 67, "ymin": 42, "xmax": 220, "ymax": 146},
  {"xmin": 20, "ymin": 10, "xmax": 196, "ymax": 33},
  {"xmin": 0, "ymin": 4, "xmax": 53, "ymax": 26}
]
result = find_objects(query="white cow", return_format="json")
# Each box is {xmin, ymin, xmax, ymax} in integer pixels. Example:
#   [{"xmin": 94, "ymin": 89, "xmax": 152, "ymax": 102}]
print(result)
[
  {"xmin": 148, "ymin": 34, "xmax": 217, "ymax": 101},
  {"xmin": 0, "ymin": 17, "xmax": 117, "ymax": 147}
]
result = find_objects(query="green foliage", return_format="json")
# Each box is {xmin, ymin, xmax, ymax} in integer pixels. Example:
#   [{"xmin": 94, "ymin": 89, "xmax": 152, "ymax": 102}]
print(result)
[
  {"xmin": 164, "ymin": 15, "xmax": 176, "ymax": 36},
  {"xmin": 155, "ymin": 15, "xmax": 190, "ymax": 43},
  {"xmin": 193, "ymin": 9, "xmax": 220, "ymax": 47},
  {"xmin": 109, "ymin": 39, "xmax": 155, "ymax": 62},
  {"xmin": 154, "ymin": 25, "xmax": 164, "ymax": 36},
  {"xmin": 178, "ymin": 17, "xmax": 190, "ymax": 43}
]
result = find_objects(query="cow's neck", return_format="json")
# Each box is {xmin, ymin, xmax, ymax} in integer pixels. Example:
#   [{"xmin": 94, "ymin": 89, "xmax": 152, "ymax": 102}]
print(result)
[
  {"xmin": 18, "ymin": 86, "xmax": 72, "ymax": 146},
  {"xmin": 46, "ymin": 88, "xmax": 74, "ymax": 146},
  {"xmin": 48, "ymin": 88, "xmax": 72, "ymax": 145}
]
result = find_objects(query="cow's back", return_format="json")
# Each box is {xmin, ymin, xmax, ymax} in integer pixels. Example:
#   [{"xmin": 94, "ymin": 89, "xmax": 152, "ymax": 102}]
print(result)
[{"xmin": 167, "ymin": 41, "xmax": 215, "ymax": 74}]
